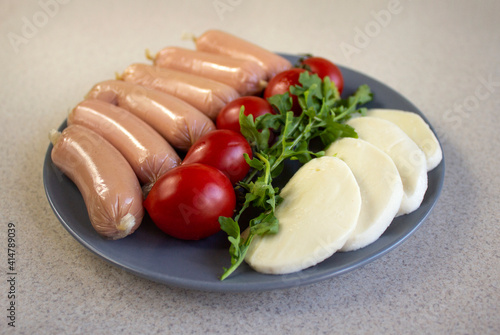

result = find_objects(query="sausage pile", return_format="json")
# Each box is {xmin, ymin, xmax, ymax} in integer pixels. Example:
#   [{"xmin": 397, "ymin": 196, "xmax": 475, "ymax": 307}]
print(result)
[{"xmin": 49, "ymin": 30, "xmax": 293, "ymax": 240}]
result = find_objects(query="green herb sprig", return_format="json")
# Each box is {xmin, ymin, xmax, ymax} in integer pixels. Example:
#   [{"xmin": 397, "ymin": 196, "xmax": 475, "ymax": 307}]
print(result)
[{"xmin": 219, "ymin": 72, "xmax": 372, "ymax": 280}]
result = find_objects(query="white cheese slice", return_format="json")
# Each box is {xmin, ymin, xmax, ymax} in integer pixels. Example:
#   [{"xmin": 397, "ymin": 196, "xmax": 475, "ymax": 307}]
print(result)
[
  {"xmin": 366, "ymin": 109, "xmax": 442, "ymax": 171},
  {"xmin": 326, "ymin": 138, "xmax": 404, "ymax": 251},
  {"xmin": 245, "ymin": 156, "xmax": 361, "ymax": 275},
  {"xmin": 346, "ymin": 117, "xmax": 427, "ymax": 216}
]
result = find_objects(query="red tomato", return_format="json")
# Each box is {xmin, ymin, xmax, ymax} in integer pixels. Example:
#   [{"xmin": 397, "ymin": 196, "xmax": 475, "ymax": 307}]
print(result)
[
  {"xmin": 263, "ymin": 68, "xmax": 306, "ymax": 116},
  {"xmin": 300, "ymin": 57, "xmax": 344, "ymax": 94},
  {"xmin": 144, "ymin": 163, "xmax": 236, "ymax": 240},
  {"xmin": 182, "ymin": 129, "xmax": 252, "ymax": 184},
  {"xmin": 216, "ymin": 96, "xmax": 275, "ymax": 134}
]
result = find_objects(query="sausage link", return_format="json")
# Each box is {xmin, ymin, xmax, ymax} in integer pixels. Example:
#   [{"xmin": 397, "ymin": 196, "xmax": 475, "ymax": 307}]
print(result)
[
  {"xmin": 85, "ymin": 80, "xmax": 215, "ymax": 151},
  {"xmin": 153, "ymin": 47, "xmax": 267, "ymax": 96},
  {"xmin": 194, "ymin": 30, "xmax": 292, "ymax": 80},
  {"xmin": 121, "ymin": 63, "xmax": 239, "ymax": 120},
  {"xmin": 68, "ymin": 99, "xmax": 181, "ymax": 188},
  {"xmin": 50, "ymin": 125, "xmax": 144, "ymax": 240}
]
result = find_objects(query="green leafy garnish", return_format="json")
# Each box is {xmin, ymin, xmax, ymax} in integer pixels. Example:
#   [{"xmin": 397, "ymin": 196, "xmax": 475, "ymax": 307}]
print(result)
[{"xmin": 218, "ymin": 72, "xmax": 372, "ymax": 280}]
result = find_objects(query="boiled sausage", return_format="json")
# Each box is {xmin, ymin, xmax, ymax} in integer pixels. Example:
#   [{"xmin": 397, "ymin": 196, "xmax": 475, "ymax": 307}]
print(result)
[
  {"xmin": 195, "ymin": 29, "xmax": 292, "ymax": 80},
  {"xmin": 50, "ymin": 124, "xmax": 144, "ymax": 240},
  {"xmin": 68, "ymin": 99, "xmax": 181, "ymax": 189},
  {"xmin": 121, "ymin": 63, "xmax": 239, "ymax": 119},
  {"xmin": 85, "ymin": 80, "xmax": 215, "ymax": 151},
  {"xmin": 152, "ymin": 47, "xmax": 267, "ymax": 96}
]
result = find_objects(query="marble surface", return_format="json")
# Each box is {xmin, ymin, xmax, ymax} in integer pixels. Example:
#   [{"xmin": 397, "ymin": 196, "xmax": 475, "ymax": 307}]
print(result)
[{"xmin": 0, "ymin": 0, "xmax": 499, "ymax": 333}]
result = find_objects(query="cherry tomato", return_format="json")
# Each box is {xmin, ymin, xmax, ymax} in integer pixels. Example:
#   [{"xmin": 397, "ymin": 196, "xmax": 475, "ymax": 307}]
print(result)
[
  {"xmin": 300, "ymin": 56, "xmax": 344, "ymax": 94},
  {"xmin": 216, "ymin": 96, "xmax": 275, "ymax": 134},
  {"xmin": 182, "ymin": 129, "xmax": 252, "ymax": 184},
  {"xmin": 144, "ymin": 163, "xmax": 236, "ymax": 240},
  {"xmin": 263, "ymin": 68, "xmax": 306, "ymax": 116}
]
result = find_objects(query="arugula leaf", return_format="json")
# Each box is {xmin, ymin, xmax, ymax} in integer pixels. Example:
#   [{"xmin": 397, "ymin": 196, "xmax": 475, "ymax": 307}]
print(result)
[
  {"xmin": 249, "ymin": 211, "xmax": 279, "ymax": 235},
  {"xmin": 239, "ymin": 107, "xmax": 269, "ymax": 152},
  {"xmin": 244, "ymin": 153, "xmax": 265, "ymax": 171},
  {"xmin": 219, "ymin": 216, "xmax": 241, "ymax": 262},
  {"xmin": 219, "ymin": 71, "xmax": 373, "ymax": 280},
  {"xmin": 349, "ymin": 84, "xmax": 373, "ymax": 106},
  {"xmin": 267, "ymin": 92, "xmax": 293, "ymax": 115},
  {"xmin": 319, "ymin": 118, "xmax": 358, "ymax": 147}
]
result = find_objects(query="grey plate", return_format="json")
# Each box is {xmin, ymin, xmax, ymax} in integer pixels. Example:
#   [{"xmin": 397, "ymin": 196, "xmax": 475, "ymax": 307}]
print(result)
[{"xmin": 43, "ymin": 54, "xmax": 445, "ymax": 292}]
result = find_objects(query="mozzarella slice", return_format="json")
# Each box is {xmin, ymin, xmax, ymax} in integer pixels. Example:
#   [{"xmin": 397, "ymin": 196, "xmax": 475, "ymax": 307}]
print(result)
[
  {"xmin": 326, "ymin": 138, "xmax": 403, "ymax": 251},
  {"xmin": 366, "ymin": 109, "xmax": 442, "ymax": 171},
  {"xmin": 245, "ymin": 156, "xmax": 361, "ymax": 275},
  {"xmin": 346, "ymin": 117, "xmax": 427, "ymax": 216}
]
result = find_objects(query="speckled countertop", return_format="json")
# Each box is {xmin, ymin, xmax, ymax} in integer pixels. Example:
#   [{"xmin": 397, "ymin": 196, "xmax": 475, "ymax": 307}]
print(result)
[{"xmin": 0, "ymin": 0, "xmax": 499, "ymax": 334}]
